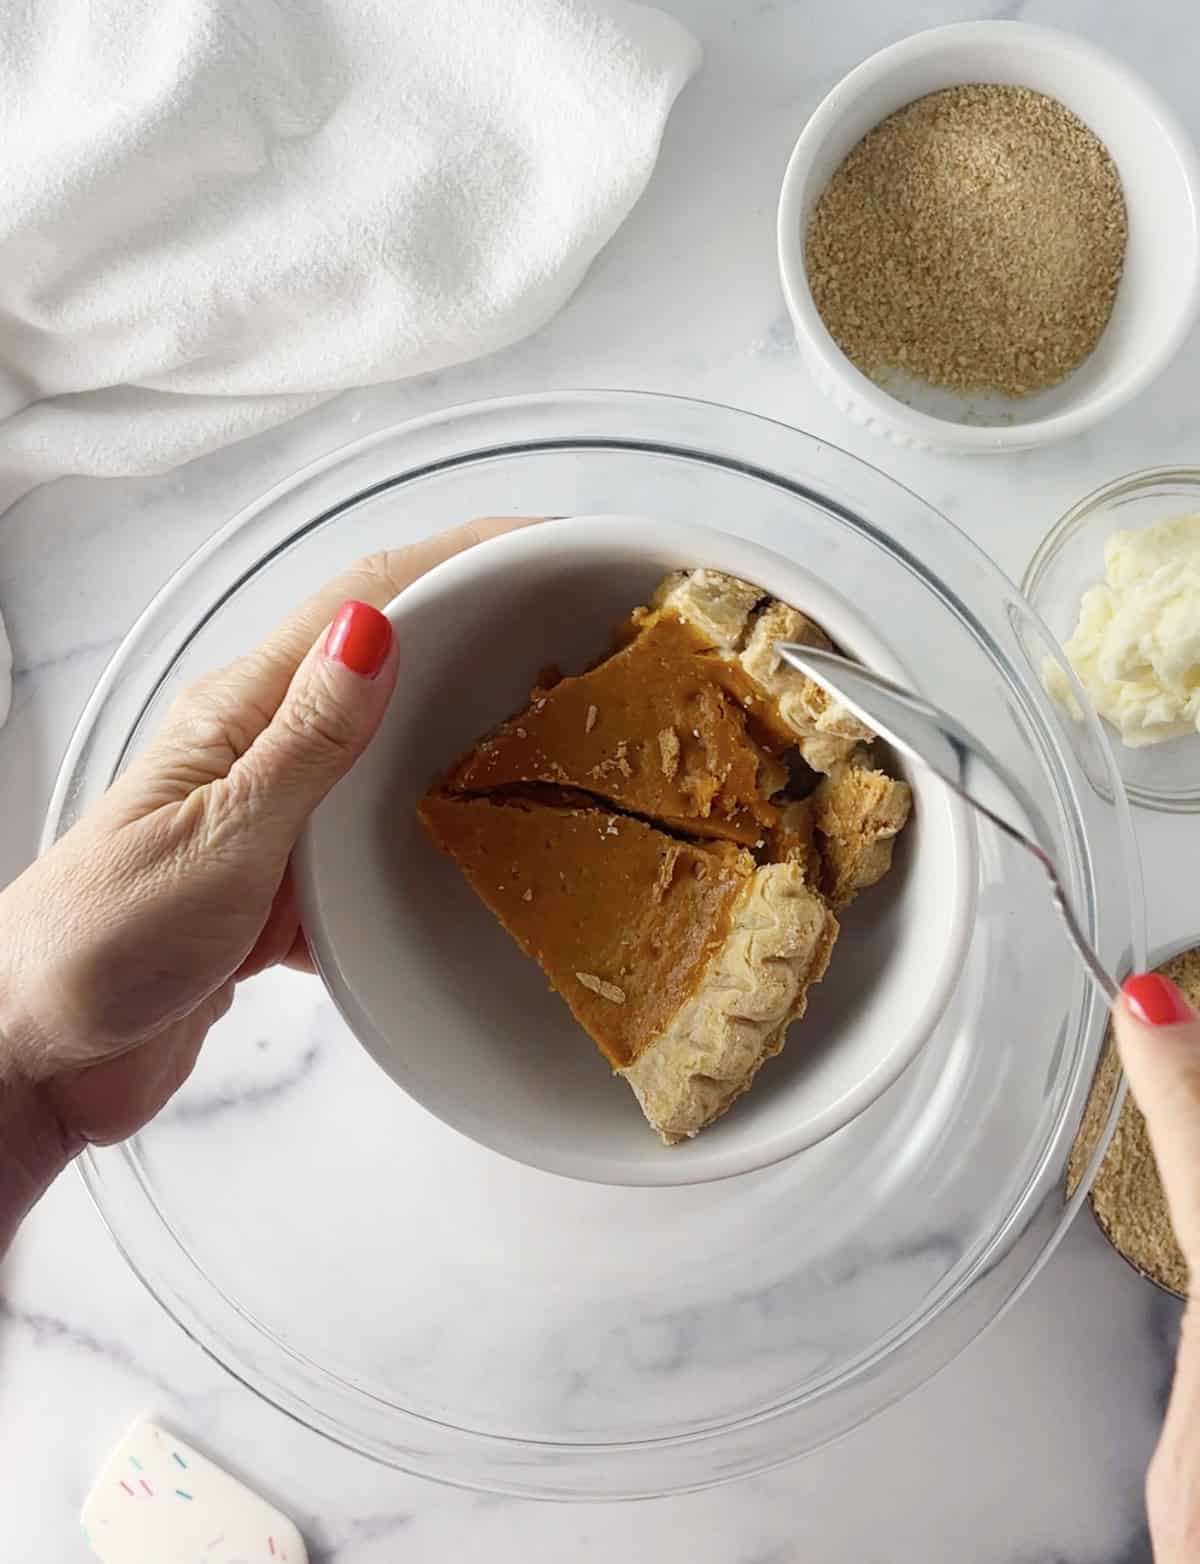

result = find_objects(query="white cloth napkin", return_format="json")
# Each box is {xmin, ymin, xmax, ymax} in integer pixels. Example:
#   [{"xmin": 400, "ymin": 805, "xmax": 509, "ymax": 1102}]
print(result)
[
  {"xmin": 0, "ymin": 0, "xmax": 699, "ymax": 504},
  {"xmin": 0, "ymin": 0, "xmax": 699, "ymax": 731}
]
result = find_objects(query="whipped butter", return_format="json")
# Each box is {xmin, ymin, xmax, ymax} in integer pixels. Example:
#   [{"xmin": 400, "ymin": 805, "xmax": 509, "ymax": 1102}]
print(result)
[{"xmin": 1046, "ymin": 514, "xmax": 1200, "ymax": 747}]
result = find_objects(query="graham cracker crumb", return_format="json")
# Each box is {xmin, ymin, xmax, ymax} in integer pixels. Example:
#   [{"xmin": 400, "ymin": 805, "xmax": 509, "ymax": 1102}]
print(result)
[
  {"xmin": 658, "ymin": 726, "xmax": 681, "ymax": 779},
  {"xmin": 576, "ymin": 972, "xmax": 627, "ymax": 1004},
  {"xmin": 585, "ymin": 704, "xmax": 598, "ymax": 734},
  {"xmin": 653, "ymin": 844, "xmax": 683, "ymax": 901}
]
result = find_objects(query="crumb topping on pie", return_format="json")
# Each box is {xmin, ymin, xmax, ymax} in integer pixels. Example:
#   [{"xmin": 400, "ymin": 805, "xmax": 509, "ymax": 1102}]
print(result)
[
  {"xmin": 651, "ymin": 570, "xmax": 873, "ymax": 771},
  {"xmin": 813, "ymin": 751, "xmax": 913, "ymax": 909},
  {"xmin": 419, "ymin": 567, "xmax": 913, "ymax": 1144}
]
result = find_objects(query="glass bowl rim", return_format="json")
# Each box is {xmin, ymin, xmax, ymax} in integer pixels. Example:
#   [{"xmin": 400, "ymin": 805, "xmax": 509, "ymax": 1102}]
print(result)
[
  {"xmin": 1021, "ymin": 462, "xmax": 1200, "ymax": 815},
  {"xmin": 47, "ymin": 387, "xmax": 1143, "ymax": 1498}
]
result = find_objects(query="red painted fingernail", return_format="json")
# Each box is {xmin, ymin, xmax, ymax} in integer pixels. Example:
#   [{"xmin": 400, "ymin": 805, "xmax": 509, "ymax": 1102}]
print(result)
[
  {"xmin": 1123, "ymin": 973, "xmax": 1195, "ymax": 1027},
  {"xmin": 323, "ymin": 601, "xmax": 393, "ymax": 679}
]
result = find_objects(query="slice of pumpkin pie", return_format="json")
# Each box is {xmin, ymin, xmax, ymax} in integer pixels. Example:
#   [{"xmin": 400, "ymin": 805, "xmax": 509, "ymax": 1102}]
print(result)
[
  {"xmin": 418, "ymin": 568, "xmax": 909, "ymax": 1144},
  {"xmin": 418, "ymin": 792, "xmax": 837, "ymax": 1143}
]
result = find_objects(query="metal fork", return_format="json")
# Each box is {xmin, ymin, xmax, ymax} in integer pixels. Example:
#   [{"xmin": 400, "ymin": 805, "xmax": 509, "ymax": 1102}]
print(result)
[{"xmin": 775, "ymin": 643, "xmax": 1120, "ymax": 1004}]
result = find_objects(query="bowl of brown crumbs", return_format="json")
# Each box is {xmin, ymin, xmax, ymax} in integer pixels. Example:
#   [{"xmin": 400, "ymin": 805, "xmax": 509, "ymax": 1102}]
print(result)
[
  {"xmin": 1068, "ymin": 939, "xmax": 1200, "ymax": 1300},
  {"xmin": 777, "ymin": 21, "xmax": 1200, "ymax": 453}
]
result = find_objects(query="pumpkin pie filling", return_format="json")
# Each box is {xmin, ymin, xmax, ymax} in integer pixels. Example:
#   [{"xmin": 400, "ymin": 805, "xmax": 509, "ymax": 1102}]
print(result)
[
  {"xmin": 417, "ymin": 793, "xmax": 755, "ymax": 1071},
  {"xmin": 445, "ymin": 613, "xmax": 786, "ymax": 845},
  {"xmin": 419, "ymin": 569, "xmax": 911, "ymax": 1144}
]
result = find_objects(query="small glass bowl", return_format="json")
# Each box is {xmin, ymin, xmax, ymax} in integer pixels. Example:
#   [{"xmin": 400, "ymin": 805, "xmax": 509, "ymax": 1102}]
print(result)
[{"xmin": 1023, "ymin": 466, "xmax": 1200, "ymax": 815}]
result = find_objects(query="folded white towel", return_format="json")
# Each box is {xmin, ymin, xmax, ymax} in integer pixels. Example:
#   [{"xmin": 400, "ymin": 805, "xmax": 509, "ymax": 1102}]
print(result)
[
  {"xmin": 0, "ymin": 0, "xmax": 699, "ymax": 730},
  {"xmin": 0, "ymin": 0, "xmax": 699, "ymax": 503}
]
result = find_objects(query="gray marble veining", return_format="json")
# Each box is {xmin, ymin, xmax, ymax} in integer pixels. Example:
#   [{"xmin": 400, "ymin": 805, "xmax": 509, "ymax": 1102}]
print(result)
[{"xmin": 0, "ymin": 1298, "xmax": 179, "ymax": 1398}]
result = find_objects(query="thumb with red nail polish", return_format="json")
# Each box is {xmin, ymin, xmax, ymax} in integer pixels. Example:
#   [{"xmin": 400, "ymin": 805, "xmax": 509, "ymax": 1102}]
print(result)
[
  {"xmin": 1114, "ymin": 967, "xmax": 1200, "ymax": 1561},
  {"xmin": 216, "ymin": 599, "xmax": 398, "ymax": 856},
  {"xmin": 1117, "ymin": 971, "xmax": 1200, "ymax": 1259},
  {"xmin": 0, "ymin": 524, "xmax": 532, "ymax": 1251}
]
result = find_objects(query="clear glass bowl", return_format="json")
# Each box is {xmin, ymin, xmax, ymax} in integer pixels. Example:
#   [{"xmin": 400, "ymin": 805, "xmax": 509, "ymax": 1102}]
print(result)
[
  {"xmin": 1023, "ymin": 466, "xmax": 1200, "ymax": 814},
  {"xmin": 47, "ymin": 391, "xmax": 1144, "ymax": 1499}
]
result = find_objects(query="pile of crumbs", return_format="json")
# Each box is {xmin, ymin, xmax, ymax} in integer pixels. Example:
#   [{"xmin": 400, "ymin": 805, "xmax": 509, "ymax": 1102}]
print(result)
[
  {"xmin": 805, "ymin": 84, "xmax": 1127, "ymax": 397},
  {"xmin": 1068, "ymin": 944, "xmax": 1200, "ymax": 1296}
]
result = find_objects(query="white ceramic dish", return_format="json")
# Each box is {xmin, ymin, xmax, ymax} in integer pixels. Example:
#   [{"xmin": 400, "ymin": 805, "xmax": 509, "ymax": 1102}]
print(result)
[
  {"xmin": 298, "ymin": 515, "xmax": 973, "ymax": 1187},
  {"xmin": 777, "ymin": 21, "xmax": 1200, "ymax": 453}
]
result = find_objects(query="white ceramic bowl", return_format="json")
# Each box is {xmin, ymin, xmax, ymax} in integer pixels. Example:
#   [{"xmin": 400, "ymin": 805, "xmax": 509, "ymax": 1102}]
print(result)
[
  {"xmin": 777, "ymin": 21, "xmax": 1200, "ymax": 453},
  {"xmin": 298, "ymin": 516, "xmax": 972, "ymax": 1186}
]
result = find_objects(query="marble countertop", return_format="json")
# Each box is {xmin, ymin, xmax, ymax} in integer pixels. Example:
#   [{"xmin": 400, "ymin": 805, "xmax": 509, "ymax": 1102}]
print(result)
[{"xmin": 2, "ymin": 1, "xmax": 1196, "ymax": 1558}]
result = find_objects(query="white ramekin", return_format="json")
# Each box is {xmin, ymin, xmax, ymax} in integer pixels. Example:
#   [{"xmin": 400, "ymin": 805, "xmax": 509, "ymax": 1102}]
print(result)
[{"xmin": 777, "ymin": 22, "xmax": 1200, "ymax": 453}]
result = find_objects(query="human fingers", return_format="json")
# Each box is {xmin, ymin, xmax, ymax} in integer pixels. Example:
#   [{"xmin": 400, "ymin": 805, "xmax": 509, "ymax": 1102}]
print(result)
[
  {"xmin": 196, "ymin": 600, "xmax": 401, "ymax": 863},
  {"xmin": 236, "ymin": 864, "xmax": 305, "ymax": 980},
  {"xmin": 1114, "ymin": 975, "xmax": 1200, "ymax": 1564},
  {"xmin": 1116, "ymin": 975, "xmax": 1200, "ymax": 1269},
  {"xmin": 106, "ymin": 517, "xmax": 540, "ymax": 820},
  {"xmin": 5, "ymin": 603, "xmax": 396, "ymax": 1073}
]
